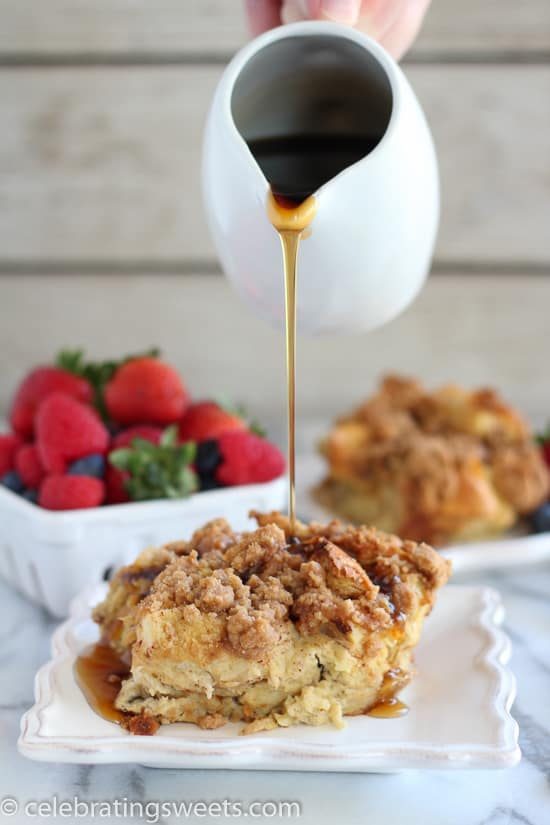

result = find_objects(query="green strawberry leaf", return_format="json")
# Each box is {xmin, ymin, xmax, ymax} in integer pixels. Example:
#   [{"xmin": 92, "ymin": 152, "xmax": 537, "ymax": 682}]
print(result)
[
  {"xmin": 249, "ymin": 419, "xmax": 267, "ymax": 438},
  {"xmin": 160, "ymin": 425, "xmax": 179, "ymax": 448},
  {"xmin": 536, "ymin": 424, "xmax": 550, "ymax": 445},
  {"xmin": 56, "ymin": 346, "xmax": 161, "ymax": 420},
  {"xmin": 109, "ymin": 428, "xmax": 198, "ymax": 502},
  {"xmin": 108, "ymin": 448, "xmax": 133, "ymax": 470}
]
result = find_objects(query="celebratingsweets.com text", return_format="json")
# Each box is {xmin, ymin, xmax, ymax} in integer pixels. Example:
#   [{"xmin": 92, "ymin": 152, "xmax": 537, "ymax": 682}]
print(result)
[{"xmin": 1, "ymin": 795, "xmax": 301, "ymax": 822}]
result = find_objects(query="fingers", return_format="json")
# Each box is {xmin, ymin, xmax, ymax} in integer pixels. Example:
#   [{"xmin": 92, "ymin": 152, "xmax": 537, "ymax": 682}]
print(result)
[
  {"xmin": 354, "ymin": 0, "xmax": 408, "ymax": 40},
  {"xmin": 282, "ymin": 0, "xmax": 363, "ymax": 26},
  {"xmin": 307, "ymin": 0, "xmax": 362, "ymax": 25},
  {"xmin": 378, "ymin": 0, "xmax": 432, "ymax": 58},
  {"xmin": 245, "ymin": 0, "xmax": 283, "ymax": 35},
  {"xmin": 245, "ymin": 0, "xmax": 432, "ymax": 59}
]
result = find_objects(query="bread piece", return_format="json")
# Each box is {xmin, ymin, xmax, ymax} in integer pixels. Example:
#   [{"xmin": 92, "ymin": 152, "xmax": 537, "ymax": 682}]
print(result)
[
  {"xmin": 316, "ymin": 375, "xmax": 549, "ymax": 545},
  {"xmin": 94, "ymin": 512, "xmax": 450, "ymax": 734}
]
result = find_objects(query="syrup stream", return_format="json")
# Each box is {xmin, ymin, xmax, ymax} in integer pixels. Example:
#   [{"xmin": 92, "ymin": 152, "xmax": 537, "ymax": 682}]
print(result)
[
  {"xmin": 267, "ymin": 192, "xmax": 317, "ymax": 530},
  {"xmin": 281, "ymin": 228, "xmax": 299, "ymax": 528}
]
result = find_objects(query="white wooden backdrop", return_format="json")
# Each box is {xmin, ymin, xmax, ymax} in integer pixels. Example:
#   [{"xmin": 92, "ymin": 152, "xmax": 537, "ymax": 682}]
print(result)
[{"xmin": 0, "ymin": 1, "xmax": 549, "ymax": 426}]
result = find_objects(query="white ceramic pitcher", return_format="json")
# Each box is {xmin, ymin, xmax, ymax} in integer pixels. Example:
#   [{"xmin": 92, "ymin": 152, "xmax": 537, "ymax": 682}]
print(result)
[{"xmin": 202, "ymin": 21, "xmax": 439, "ymax": 334}]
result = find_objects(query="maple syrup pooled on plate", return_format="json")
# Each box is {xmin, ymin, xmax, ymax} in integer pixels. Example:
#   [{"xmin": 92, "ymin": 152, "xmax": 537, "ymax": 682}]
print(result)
[
  {"xmin": 367, "ymin": 698, "xmax": 409, "ymax": 719},
  {"xmin": 74, "ymin": 642, "xmax": 130, "ymax": 724}
]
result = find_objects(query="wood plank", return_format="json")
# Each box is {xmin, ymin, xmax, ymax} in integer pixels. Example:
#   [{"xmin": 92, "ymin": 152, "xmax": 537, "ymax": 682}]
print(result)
[
  {"xmin": 0, "ymin": 273, "xmax": 548, "ymax": 432},
  {"xmin": 0, "ymin": 1, "xmax": 248, "ymax": 56},
  {"xmin": 1, "ymin": 1, "xmax": 549, "ymax": 56},
  {"xmin": 1, "ymin": 65, "xmax": 549, "ymax": 265},
  {"xmin": 413, "ymin": 0, "xmax": 550, "ymax": 56},
  {"xmin": 0, "ymin": 67, "xmax": 217, "ymax": 262}
]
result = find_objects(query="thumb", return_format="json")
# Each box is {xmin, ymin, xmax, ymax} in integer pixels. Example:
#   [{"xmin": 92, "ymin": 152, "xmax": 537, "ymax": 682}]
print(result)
[{"xmin": 310, "ymin": 0, "xmax": 362, "ymax": 24}]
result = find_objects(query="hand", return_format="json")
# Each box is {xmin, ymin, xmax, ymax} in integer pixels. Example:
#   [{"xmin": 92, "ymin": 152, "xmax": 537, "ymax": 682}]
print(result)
[{"xmin": 245, "ymin": 0, "xmax": 431, "ymax": 59}]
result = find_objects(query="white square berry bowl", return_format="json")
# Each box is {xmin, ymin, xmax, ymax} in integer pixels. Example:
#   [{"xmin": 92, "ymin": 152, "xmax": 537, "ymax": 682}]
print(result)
[{"xmin": 0, "ymin": 477, "xmax": 287, "ymax": 618}]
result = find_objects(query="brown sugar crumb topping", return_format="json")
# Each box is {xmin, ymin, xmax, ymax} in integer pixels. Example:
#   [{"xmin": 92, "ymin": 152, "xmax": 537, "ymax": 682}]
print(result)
[
  {"xmin": 323, "ymin": 374, "xmax": 549, "ymax": 515},
  {"xmin": 131, "ymin": 514, "xmax": 450, "ymax": 660}
]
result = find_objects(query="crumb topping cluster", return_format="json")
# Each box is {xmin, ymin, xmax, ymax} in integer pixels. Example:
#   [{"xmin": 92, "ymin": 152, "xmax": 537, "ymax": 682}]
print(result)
[
  {"xmin": 325, "ymin": 375, "xmax": 549, "ymax": 515},
  {"xmin": 127, "ymin": 512, "xmax": 449, "ymax": 660}
]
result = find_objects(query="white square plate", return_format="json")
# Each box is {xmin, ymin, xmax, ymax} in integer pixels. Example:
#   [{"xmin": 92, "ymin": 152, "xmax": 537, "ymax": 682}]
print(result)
[{"xmin": 19, "ymin": 583, "xmax": 520, "ymax": 772}]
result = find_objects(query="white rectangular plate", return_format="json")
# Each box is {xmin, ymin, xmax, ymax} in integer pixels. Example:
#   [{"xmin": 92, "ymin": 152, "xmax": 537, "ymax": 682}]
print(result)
[{"xmin": 19, "ymin": 583, "xmax": 520, "ymax": 772}]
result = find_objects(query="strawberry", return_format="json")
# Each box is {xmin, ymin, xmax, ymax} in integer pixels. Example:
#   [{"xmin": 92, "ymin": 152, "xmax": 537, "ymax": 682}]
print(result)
[
  {"xmin": 215, "ymin": 431, "xmax": 285, "ymax": 486},
  {"xmin": 105, "ymin": 357, "xmax": 189, "ymax": 426},
  {"xmin": 106, "ymin": 427, "xmax": 162, "ymax": 504},
  {"xmin": 111, "ymin": 425, "xmax": 163, "ymax": 449},
  {"xmin": 36, "ymin": 393, "xmax": 110, "ymax": 474},
  {"xmin": 178, "ymin": 401, "xmax": 247, "ymax": 443},
  {"xmin": 57, "ymin": 346, "xmax": 160, "ymax": 420},
  {"xmin": 39, "ymin": 475, "xmax": 105, "ymax": 510},
  {"xmin": 0, "ymin": 433, "xmax": 23, "ymax": 476},
  {"xmin": 10, "ymin": 367, "xmax": 93, "ymax": 438},
  {"xmin": 15, "ymin": 444, "xmax": 45, "ymax": 489}
]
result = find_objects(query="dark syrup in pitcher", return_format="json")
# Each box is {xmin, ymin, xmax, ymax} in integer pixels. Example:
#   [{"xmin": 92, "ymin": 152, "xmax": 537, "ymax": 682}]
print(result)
[{"xmin": 249, "ymin": 133, "xmax": 380, "ymax": 203}]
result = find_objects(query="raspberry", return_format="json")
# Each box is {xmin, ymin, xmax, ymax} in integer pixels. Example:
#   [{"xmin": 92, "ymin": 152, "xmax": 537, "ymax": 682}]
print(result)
[
  {"xmin": 105, "ymin": 357, "xmax": 189, "ymax": 426},
  {"xmin": 0, "ymin": 433, "xmax": 23, "ymax": 476},
  {"xmin": 215, "ymin": 431, "xmax": 285, "ymax": 486},
  {"xmin": 39, "ymin": 475, "xmax": 105, "ymax": 511},
  {"xmin": 15, "ymin": 444, "xmax": 45, "ymax": 488},
  {"xmin": 10, "ymin": 367, "xmax": 92, "ymax": 438},
  {"xmin": 36, "ymin": 393, "xmax": 109, "ymax": 474},
  {"xmin": 178, "ymin": 401, "xmax": 246, "ymax": 443},
  {"xmin": 111, "ymin": 425, "xmax": 163, "ymax": 449}
]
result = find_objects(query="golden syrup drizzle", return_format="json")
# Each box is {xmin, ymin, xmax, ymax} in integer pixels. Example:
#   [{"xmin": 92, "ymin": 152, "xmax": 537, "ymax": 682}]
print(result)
[
  {"xmin": 267, "ymin": 192, "xmax": 317, "ymax": 531},
  {"xmin": 365, "ymin": 667, "xmax": 410, "ymax": 718}
]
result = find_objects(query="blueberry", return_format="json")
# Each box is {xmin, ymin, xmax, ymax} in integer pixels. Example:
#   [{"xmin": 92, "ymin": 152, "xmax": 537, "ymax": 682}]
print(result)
[
  {"xmin": 530, "ymin": 502, "xmax": 550, "ymax": 534},
  {"xmin": 22, "ymin": 488, "xmax": 38, "ymax": 504},
  {"xmin": 199, "ymin": 473, "xmax": 222, "ymax": 492},
  {"xmin": 196, "ymin": 440, "xmax": 221, "ymax": 476},
  {"xmin": 68, "ymin": 453, "xmax": 106, "ymax": 478},
  {"xmin": 1, "ymin": 471, "xmax": 24, "ymax": 494}
]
